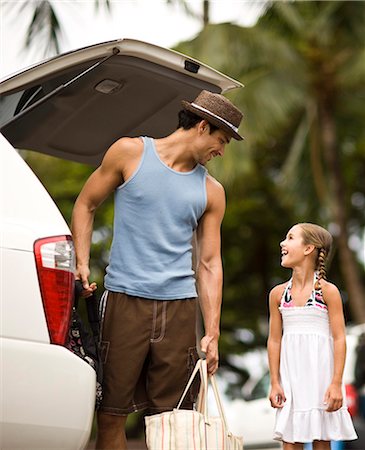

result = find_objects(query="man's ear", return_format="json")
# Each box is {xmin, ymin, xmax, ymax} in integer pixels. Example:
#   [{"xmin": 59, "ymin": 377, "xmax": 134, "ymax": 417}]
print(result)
[
  {"xmin": 198, "ymin": 119, "xmax": 209, "ymax": 135},
  {"xmin": 304, "ymin": 244, "xmax": 316, "ymax": 256}
]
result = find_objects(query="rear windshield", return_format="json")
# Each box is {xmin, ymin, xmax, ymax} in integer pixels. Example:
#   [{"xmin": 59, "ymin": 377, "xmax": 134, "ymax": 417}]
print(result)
[{"xmin": 0, "ymin": 86, "xmax": 45, "ymax": 128}]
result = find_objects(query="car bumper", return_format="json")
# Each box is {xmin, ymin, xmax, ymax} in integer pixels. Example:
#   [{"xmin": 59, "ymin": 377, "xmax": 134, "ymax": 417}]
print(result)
[{"xmin": 1, "ymin": 338, "xmax": 96, "ymax": 450}]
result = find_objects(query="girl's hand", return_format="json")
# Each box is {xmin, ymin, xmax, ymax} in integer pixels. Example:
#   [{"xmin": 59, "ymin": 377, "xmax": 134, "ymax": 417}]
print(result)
[
  {"xmin": 269, "ymin": 384, "xmax": 286, "ymax": 408},
  {"xmin": 324, "ymin": 383, "xmax": 343, "ymax": 412}
]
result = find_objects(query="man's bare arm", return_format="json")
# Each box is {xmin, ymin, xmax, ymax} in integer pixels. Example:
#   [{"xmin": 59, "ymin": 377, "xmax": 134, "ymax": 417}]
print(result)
[
  {"xmin": 71, "ymin": 138, "xmax": 142, "ymax": 293},
  {"xmin": 196, "ymin": 175, "xmax": 225, "ymax": 375}
]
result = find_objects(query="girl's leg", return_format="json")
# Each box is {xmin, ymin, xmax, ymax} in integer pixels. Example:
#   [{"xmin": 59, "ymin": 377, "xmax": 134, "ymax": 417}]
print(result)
[
  {"xmin": 313, "ymin": 441, "xmax": 331, "ymax": 450},
  {"xmin": 283, "ymin": 443, "xmax": 304, "ymax": 450}
]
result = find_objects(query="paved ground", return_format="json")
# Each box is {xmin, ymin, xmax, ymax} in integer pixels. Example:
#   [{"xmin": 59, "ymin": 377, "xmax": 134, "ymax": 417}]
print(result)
[
  {"xmin": 86, "ymin": 439, "xmax": 147, "ymax": 449},
  {"xmin": 86, "ymin": 440, "xmax": 283, "ymax": 449}
]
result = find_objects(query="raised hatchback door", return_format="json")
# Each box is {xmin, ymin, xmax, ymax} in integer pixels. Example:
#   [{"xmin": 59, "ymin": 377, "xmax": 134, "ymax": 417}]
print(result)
[{"xmin": 0, "ymin": 38, "xmax": 242, "ymax": 166}]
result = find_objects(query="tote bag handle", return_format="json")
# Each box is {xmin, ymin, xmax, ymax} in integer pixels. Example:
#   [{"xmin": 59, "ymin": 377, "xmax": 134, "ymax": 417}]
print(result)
[
  {"xmin": 176, "ymin": 359, "xmax": 229, "ymax": 430},
  {"xmin": 176, "ymin": 359, "xmax": 205, "ymax": 412},
  {"xmin": 195, "ymin": 359, "xmax": 229, "ymax": 430}
]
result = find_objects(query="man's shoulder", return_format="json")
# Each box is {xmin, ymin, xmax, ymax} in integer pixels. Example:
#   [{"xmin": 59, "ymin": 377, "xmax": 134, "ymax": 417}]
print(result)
[
  {"xmin": 102, "ymin": 137, "xmax": 144, "ymax": 164},
  {"xmin": 110, "ymin": 136, "xmax": 144, "ymax": 153},
  {"xmin": 204, "ymin": 175, "xmax": 225, "ymax": 216},
  {"xmin": 206, "ymin": 174, "xmax": 225, "ymax": 194}
]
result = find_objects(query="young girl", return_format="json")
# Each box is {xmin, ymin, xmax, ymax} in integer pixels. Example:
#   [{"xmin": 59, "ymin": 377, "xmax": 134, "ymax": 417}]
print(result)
[{"xmin": 267, "ymin": 223, "xmax": 357, "ymax": 450}]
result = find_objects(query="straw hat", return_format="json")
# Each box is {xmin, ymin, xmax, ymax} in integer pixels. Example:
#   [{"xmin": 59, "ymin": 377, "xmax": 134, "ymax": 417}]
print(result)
[{"xmin": 182, "ymin": 90, "xmax": 243, "ymax": 140}]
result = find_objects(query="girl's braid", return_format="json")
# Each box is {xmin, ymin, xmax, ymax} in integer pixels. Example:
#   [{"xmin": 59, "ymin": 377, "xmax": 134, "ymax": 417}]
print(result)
[
  {"xmin": 298, "ymin": 223, "xmax": 332, "ymax": 289},
  {"xmin": 315, "ymin": 248, "xmax": 328, "ymax": 289}
]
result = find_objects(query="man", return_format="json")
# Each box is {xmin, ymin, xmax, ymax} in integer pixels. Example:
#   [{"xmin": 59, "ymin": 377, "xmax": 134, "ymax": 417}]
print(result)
[{"xmin": 71, "ymin": 90, "xmax": 243, "ymax": 449}]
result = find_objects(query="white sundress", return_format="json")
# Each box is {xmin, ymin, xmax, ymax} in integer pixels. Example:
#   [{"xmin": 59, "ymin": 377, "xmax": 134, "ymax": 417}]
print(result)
[{"xmin": 273, "ymin": 275, "xmax": 358, "ymax": 443}]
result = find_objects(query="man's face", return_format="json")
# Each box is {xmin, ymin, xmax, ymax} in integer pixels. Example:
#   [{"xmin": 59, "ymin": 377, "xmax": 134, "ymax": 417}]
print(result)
[{"xmin": 197, "ymin": 125, "xmax": 231, "ymax": 165}]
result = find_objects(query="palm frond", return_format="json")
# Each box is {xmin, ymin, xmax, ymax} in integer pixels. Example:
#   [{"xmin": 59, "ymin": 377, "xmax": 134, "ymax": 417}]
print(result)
[
  {"xmin": 24, "ymin": 1, "xmax": 61, "ymax": 57},
  {"xmin": 272, "ymin": 2, "xmax": 305, "ymax": 34},
  {"xmin": 166, "ymin": 0, "xmax": 201, "ymax": 22},
  {"xmin": 94, "ymin": 0, "xmax": 111, "ymax": 13}
]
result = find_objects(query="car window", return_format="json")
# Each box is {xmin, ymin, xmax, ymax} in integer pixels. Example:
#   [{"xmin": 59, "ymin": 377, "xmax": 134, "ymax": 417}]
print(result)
[
  {"xmin": 0, "ymin": 91, "xmax": 24, "ymax": 128},
  {"xmin": 0, "ymin": 66, "xmax": 78, "ymax": 129}
]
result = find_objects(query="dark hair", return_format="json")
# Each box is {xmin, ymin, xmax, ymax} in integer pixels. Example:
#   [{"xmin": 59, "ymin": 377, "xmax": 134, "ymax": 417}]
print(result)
[{"xmin": 177, "ymin": 109, "xmax": 219, "ymax": 133}]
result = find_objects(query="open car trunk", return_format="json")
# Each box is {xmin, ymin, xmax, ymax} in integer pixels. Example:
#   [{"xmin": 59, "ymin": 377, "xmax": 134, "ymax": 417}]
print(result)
[{"xmin": 0, "ymin": 39, "xmax": 242, "ymax": 166}]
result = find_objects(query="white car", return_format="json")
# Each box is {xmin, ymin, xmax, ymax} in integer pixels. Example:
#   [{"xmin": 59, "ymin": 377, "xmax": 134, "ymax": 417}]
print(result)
[{"xmin": 0, "ymin": 39, "xmax": 241, "ymax": 449}]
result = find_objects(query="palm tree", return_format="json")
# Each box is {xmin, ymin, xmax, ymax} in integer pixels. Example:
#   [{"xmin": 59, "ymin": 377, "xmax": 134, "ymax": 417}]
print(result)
[
  {"xmin": 176, "ymin": 1, "xmax": 365, "ymax": 322},
  {"xmin": 4, "ymin": 0, "xmax": 111, "ymax": 58},
  {"xmin": 8, "ymin": 0, "xmax": 207, "ymax": 59},
  {"xmin": 166, "ymin": 0, "xmax": 210, "ymax": 26}
]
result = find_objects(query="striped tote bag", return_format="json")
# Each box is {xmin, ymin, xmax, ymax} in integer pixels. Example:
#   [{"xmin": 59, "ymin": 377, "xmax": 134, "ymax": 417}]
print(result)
[{"xmin": 145, "ymin": 359, "xmax": 243, "ymax": 450}]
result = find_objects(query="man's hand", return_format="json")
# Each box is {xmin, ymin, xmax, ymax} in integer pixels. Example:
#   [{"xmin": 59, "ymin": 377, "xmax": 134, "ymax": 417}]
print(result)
[
  {"xmin": 200, "ymin": 335, "xmax": 219, "ymax": 375},
  {"xmin": 75, "ymin": 265, "xmax": 97, "ymax": 298}
]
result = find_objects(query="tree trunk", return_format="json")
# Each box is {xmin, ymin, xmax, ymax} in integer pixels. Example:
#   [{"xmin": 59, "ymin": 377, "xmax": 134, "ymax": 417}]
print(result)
[
  {"xmin": 203, "ymin": 0, "xmax": 209, "ymax": 26},
  {"xmin": 319, "ymin": 98, "xmax": 365, "ymax": 323}
]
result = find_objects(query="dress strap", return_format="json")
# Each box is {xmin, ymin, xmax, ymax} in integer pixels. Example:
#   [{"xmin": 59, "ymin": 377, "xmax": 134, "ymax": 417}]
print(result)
[{"xmin": 280, "ymin": 279, "xmax": 292, "ymax": 307}]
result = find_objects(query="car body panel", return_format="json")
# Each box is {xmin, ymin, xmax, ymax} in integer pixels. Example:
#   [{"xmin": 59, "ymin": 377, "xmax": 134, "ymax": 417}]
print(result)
[
  {"xmin": 0, "ymin": 39, "xmax": 242, "ymax": 166},
  {"xmin": 0, "ymin": 247, "xmax": 49, "ymax": 342},
  {"xmin": 0, "ymin": 134, "xmax": 70, "ymax": 251},
  {"xmin": 344, "ymin": 324, "xmax": 365, "ymax": 385},
  {"xmin": 1, "ymin": 339, "xmax": 96, "ymax": 450}
]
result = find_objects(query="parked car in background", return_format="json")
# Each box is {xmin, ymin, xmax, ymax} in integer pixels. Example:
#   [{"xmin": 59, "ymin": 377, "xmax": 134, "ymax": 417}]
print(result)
[
  {"xmin": 210, "ymin": 324, "xmax": 365, "ymax": 450},
  {"xmin": 343, "ymin": 324, "xmax": 365, "ymax": 450},
  {"xmin": 0, "ymin": 38, "xmax": 242, "ymax": 449}
]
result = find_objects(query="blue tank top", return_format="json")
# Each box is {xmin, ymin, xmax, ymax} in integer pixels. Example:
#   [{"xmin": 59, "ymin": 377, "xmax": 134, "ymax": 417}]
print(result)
[{"xmin": 104, "ymin": 136, "xmax": 207, "ymax": 300}]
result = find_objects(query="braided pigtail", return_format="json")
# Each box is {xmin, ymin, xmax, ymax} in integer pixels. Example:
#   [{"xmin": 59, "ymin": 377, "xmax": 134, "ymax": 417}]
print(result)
[
  {"xmin": 315, "ymin": 248, "xmax": 328, "ymax": 289},
  {"xmin": 298, "ymin": 223, "xmax": 332, "ymax": 290}
]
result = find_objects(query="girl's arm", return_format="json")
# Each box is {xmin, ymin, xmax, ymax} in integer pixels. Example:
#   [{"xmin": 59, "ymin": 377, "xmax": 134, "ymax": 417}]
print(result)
[
  {"xmin": 324, "ymin": 280, "xmax": 347, "ymax": 412},
  {"xmin": 267, "ymin": 284, "xmax": 286, "ymax": 408}
]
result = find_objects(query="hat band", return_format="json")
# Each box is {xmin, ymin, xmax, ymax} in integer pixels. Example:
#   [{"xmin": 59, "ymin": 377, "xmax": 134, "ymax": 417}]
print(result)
[{"xmin": 191, "ymin": 103, "xmax": 239, "ymax": 134}]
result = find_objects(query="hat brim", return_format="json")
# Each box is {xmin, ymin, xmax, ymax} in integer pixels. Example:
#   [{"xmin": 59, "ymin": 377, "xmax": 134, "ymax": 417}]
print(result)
[{"xmin": 181, "ymin": 100, "xmax": 243, "ymax": 141}]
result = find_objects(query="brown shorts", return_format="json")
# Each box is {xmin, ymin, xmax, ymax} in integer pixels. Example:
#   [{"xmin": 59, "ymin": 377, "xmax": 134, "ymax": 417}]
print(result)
[{"xmin": 99, "ymin": 291, "xmax": 199, "ymax": 415}]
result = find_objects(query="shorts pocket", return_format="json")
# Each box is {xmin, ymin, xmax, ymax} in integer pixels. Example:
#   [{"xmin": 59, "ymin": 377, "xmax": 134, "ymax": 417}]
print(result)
[{"xmin": 99, "ymin": 341, "xmax": 110, "ymax": 364}]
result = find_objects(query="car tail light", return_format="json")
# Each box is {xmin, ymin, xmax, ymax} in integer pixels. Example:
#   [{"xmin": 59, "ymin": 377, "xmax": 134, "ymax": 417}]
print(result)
[
  {"xmin": 34, "ymin": 235, "xmax": 75, "ymax": 345},
  {"xmin": 345, "ymin": 383, "xmax": 359, "ymax": 417}
]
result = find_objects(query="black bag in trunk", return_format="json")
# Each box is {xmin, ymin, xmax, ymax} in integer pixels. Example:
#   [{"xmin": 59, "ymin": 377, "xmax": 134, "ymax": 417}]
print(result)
[{"xmin": 66, "ymin": 280, "xmax": 103, "ymax": 409}]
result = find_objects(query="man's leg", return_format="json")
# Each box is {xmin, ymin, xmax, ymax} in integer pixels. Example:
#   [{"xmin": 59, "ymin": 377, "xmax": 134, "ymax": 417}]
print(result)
[
  {"xmin": 98, "ymin": 293, "xmax": 151, "ymax": 448},
  {"xmin": 95, "ymin": 411, "xmax": 128, "ymax": 450}
]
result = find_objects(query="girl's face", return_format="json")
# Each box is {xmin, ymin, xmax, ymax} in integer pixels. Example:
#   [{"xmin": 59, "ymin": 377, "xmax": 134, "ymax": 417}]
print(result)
[{"xmin": 280, "ymin": 225, "xmax": 307, "ymax": 268}]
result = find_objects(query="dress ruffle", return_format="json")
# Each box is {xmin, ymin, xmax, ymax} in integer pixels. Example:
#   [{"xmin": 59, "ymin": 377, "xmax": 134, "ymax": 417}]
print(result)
[{"xmin": 274, "ymin": 406, "xmax": 358, "ymax": 443}]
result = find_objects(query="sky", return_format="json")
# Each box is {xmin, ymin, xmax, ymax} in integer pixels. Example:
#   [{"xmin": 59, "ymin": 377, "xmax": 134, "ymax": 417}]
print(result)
[{"xmin": 0, "ymin": 0, "xmax": 265, "ymax": 79}]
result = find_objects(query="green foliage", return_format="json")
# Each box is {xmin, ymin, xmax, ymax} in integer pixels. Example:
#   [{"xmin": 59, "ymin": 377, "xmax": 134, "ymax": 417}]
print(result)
[
  {"xmin": 175, "ymin": 0, "xmax": 365, "ymax": 330},
  {"xmin": 22, "ymin": 0, "xmax": 365, "ymax": 358}
]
